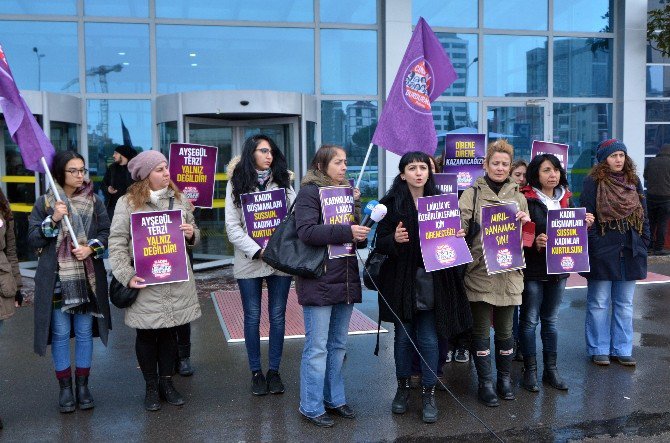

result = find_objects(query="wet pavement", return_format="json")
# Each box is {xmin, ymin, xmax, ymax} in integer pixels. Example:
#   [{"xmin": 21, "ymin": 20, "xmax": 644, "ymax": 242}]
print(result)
[{"xmin": 1, "ymin": 260, "xmax": 670, "ymax": 442}]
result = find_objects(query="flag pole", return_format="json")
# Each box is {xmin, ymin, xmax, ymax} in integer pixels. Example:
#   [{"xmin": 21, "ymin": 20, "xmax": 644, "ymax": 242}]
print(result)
[
  {"xmin": 355, "ymin": 142, "xmax": 374, "ymax": 189},
  {"xmin": 40, "ymin": 156, "xmax": 80, "ymax": 249}
]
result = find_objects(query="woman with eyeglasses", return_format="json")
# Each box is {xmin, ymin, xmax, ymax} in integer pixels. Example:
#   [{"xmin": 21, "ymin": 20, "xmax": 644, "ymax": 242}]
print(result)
[{"xmin": 28, "ymin": 150, "xmax": 111, "ymax": 413}]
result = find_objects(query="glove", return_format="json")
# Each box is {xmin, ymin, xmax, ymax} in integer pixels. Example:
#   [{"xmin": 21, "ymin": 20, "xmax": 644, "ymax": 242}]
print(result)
[{"xmin": 15, "ymin": 290, "xmax": 23, "ymax": 306}]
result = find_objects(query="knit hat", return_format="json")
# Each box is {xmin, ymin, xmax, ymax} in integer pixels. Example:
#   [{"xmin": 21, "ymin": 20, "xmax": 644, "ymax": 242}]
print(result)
[
  {"xmin": 596, "ymin": 139, "xmax": 627, "ymax": 163},
  {"xmin": 127, "ymin": 150, "xmax": 168, "ymax": 181},
  {"xmin": 115, "ymin": 145, "xmax": 137, "ymax": 161}
]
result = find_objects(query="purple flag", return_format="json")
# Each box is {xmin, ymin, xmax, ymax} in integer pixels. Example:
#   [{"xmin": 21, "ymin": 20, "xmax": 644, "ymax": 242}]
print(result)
[
  {"xmin": 0, "ymin": 45, "xmax": 55, "ymax": 173},
  {"xmin": 371, "ymin": 17, "xmax": 457, "ymax": 156}
]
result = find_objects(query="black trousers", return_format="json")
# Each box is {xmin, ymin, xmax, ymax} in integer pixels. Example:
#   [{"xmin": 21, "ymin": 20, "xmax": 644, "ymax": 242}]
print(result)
[
  {"xmin": 175, "ymin": 322, "xmax": 191, "ymax": 347},
  {"xmin": 135, "ymin": 327, "xmax": 178, "ymax": 380}
]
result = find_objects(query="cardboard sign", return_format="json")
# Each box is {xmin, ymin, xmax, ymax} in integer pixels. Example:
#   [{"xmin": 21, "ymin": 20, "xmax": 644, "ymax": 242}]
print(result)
[
  {"xmin": 433, "ymin": 173, "xmax": 458, "ymax": 195},
  {"xmin": 241, "ymin": 189, "xmax": 288, "ymax": 249},
  {"xmin": 169, "ymin": 143, "xmax": 218, "ymax": 208},
  {"xmin": 442, "ymin": 134, "xmax": 486, "ymax": 190},
  {"xmin": 531, "ymin": 141, "xmax": 569, "ymax": 170},
  {"xmin": 546, "ymin": 208, "xmax": 590, "ymax": 274},
  {"xmin": 480, "ymin": 202, "xmax": 525, "ymax": 275},
  {"xmin": 319, "ymin": 186, "xmax": 355, "ymax": 259}
]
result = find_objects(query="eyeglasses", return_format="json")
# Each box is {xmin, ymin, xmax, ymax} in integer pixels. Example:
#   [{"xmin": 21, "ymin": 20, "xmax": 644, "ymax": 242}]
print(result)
[
  {"xmin": 65, "ymin": 168, "xmax": 89, "ymax": 176},
  {"xmin": 255, "ymin": 148, "xmax": 272, "ymax": 155}
]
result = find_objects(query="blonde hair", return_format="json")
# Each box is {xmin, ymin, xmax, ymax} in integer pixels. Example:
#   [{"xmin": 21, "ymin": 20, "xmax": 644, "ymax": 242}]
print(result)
[
  {"xmin": 126, "ymin": 179, "xmax": 183, "ymax": 211},
  {"xmin": 485, "ymin": 139, "xmax": 514, "ymax": 165}
]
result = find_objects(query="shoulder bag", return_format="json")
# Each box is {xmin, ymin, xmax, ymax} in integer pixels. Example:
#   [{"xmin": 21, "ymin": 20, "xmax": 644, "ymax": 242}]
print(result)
[
  {"xmin": 109, "ymin": 275, "xmax": 139, "ymax": 308},
  {"xmin": 363, "ymin": 230, "xmax": 387, "ymax": 290}
]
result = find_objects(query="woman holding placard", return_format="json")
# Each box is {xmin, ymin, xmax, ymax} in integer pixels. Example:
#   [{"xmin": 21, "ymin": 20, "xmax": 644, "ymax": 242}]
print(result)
[
  {"xmin": 225, "ymin": 134, "xmax": 295, "ymax": 396},
  {"xmin": 109, "ymin": 150, "xmax": 201, "ymax": 411},
  {"xmin": 458, "ymin": 140, "xmax": 530, "ymax": 407},
  {"xmin": 28, "ymin": 150, "xmax": 111, "ymax": 413},
  {"xmin": 581, "ymin": 139, "xmax": 650, "ymax": 367}
]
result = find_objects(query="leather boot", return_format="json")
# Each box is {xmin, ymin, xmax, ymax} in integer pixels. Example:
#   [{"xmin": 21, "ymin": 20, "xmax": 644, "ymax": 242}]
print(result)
[
  {"xmin": 522, "ymin": 355, "xmax": 539, "ymax": 392},
  {"xmin": 513, "ymin": 339, "xmax": 524, "ymax": 362},
  {"xmin": 75, "ymin": 375, "xmax": 95, "ymax": 410},
  {"xmin": 542, "ymin": 352, "xmax": 568, "ymax": 391},
  {"xmin": 471, "ymin": 339, "xmax": 499, "ymax": 407},
  {"xmin": 159, "ymin": 376, "xmax": 185, "ymax": 406},
  {"xmin": 144, "ymin": 377, "xmax": 161, "ymax": 411},
  {"xmin": 391, "ymin": 378, "xmax": 410, "ymax": 414},
  {"xmin": 58, "ymin": 377, "xmax": 76, "ymax": 413},
  {"xmin": 421, "ymin": 385, "xmax": 438, "ymax": 423},
  {"xmin": 177, "ymin": 345, "xmax": 194, "ymax": 377},
  {"xmin": 495, "ymin": 338, "xmax": 515, "ymax": 401}
]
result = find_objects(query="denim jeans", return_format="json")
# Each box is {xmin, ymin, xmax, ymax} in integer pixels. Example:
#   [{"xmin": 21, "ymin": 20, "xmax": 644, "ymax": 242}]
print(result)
[
  {"xmin": 51, "ymin": 309, "xmax": 93, "ymax": 371},
  {"xmin": 394, "ymin": 310, "xmax": 438, "ymax": 387},
  {"xmin": 299, "ymin": 303, "xmax": 353, "ymax": 418},
  {"xmin": 585, "ymin": 279, "xmax": 636, "ymax": 356},
  {"xmin": 238, "ymin": 275, "xmax": 292, "ymax": 372},
  {"xmin": 519, "ymin": 279, "xmax": 567, "ymax": 357}
]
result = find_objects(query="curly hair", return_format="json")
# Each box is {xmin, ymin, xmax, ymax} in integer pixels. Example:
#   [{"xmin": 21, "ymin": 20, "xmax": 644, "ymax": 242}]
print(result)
[
  {"xmin": 485, "ymin": 139, "xmax": 514, "ymax": 165},
  {"xmin": 126, "ymin": 179, "xmax": 183, "ymax": 211},
  {"xmin": 0, "ymin": 187, "xmax": 13, "ymax": 221},
  {"xmin": 588, "ymin": 155, "xmax": 639, "ymax": 185}
]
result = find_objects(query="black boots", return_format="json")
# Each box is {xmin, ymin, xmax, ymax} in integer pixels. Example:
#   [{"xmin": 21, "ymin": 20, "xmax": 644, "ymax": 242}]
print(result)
[
  {"xmin": 58, "ymin": 377, "xmax": 76, "ymax": 413},
  {"xmin": 471, "ymin": 339, "xmax": 499, "ymax": 407},
  {"xmin": 176, "ymin": 345, "xmax": 194, "ymax": 377},
  {"xmin": 159, "ymin": 376, "xmax": 185, "ymax": 406},
  {"xmin": 542, "ymin": 352, "xmax": 568, "ymax": 391},
  {"xmin": 144, "ymin": 377, "xmax": 161, "ymax": 411},
  {"xmin": 391, "ymin": 378, "xmax": 411, "ymax": 414},
  {"xmin": 75, "ymin": 375, "xmax": 95, "ymax": 410},
  {"xmin": 522, "ymin": 355, "xmax": 539, "ymax": 392},
  {"xmin": 495, "ymin": 338, "xmax": 515, "ymax": 401},
  {"xmin": 421, "ymin": 386, "xmax": 438, "ymax": 423}
]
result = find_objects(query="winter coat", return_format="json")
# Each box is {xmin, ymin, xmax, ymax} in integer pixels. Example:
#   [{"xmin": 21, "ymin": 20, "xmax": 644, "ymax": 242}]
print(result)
[
  {"xmin": 521, "ymin": 186, "xmax": 571, "ymax": 281},
  {"xmin": 102, "ymin": 163, "xmax": 134, "ymax": 218},
  {"xmin": 579, "ymin": 175, "xmax": 650, "ymax": 281},
  {"xmin": 28, "ymin": 194, "xmax": 111, "ymax": 356},
  {"xmin": 375, "ymin": 193, "xmax": 472, "ymax": 339},
  {"xmin": 294, "ymin": 170, "xmax": 363, "ymax": 307},
  {"xmin": 0, "ymin": 217, "xmax": 21, "ymax": 321},
  {"xmin": 224, "ymin": 156, "xmax": 296, "ymax": 279},
  {"xmin": 458, "ymin": 176, "xmax": 529, "ymax": 306},
  {"xmin": 108, "ymin": 188, "xmax": 201, "ymax": 329},
  {"xmin": 644, "ymin": 151, "xmax": 670, "ymax": 197}
]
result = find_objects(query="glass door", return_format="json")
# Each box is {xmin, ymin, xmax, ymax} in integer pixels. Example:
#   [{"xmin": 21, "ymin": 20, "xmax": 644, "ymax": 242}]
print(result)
[{"xmin": 484, "ymin": 102, "xmax": 549, "ymax": 164}]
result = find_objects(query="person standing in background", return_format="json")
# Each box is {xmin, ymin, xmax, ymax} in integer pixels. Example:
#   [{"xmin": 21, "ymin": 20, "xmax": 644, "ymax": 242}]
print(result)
[
  {"xmin": 510, "ymin": 159, "xmax": 528, "ymax": 362},
  {"xmin": 644, "ymin": 143, "xmax": 670, "ymax": 256},
  {"xmin": 102, "ymin": 145, "xmax": 137, "ymax": 220}
]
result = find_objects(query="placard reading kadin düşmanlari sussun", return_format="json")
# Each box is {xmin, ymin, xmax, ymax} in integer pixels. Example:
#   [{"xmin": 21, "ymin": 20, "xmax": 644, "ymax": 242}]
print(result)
[
  {"xmin": 546, "ymin": 207, "xmax": 590, "ymax": 274},
  {"xmin": 480, "ymin": 202, "xmax": 525, "ymax": 275},
  {"xmin": 169, "ymin": 143, "xmax": 218, "ymax": 208},
  {"xmin": 319, "ymin": 186, "xmax": 355, "ymax": 259},
  {"xmin": 131, "ymin": 209, "xmax": 190, "ymax": 285},
  {"xmin": 241, "ymin": 188, "xmax": 288, "ymax": 249}
]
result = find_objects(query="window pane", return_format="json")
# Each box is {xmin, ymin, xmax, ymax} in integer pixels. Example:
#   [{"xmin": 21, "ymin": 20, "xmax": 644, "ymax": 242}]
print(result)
[
  {"xmin": 0, "ymin": 21, "xmax": 78, "ymax": 92},
  {"xmin": 554, "ymin": 38, "xmax": 612, "ymax": 97},
  {"xmin": 85, "ymin": 23, "xmax": 150, "ymax": 93},
  {"xmin": 413, "ymin": 0, "xmax": 477, "ymax": 28},
  {"xmin": 321, "ymin": 0, "xmax": 375, "ymax": 24},
  {"xmin": 554, "ymin": 0, "xmax": 612, "ymax": 32},
  {"xmin": 553, "ymin": 103, "xmax": 612, "ymax": 196},
  {"xmin": 157, "ymin": 25, "xmax": 314, "ymax": 94},
  {"xmin": 648, "ymin": 66, "xmax": 670, "ymax": 97},
  {"xmin": 484, "ymin": 0, "xmax": 547, "ymax": 31},
  {"xmin": 437, "ymin": 33, "xmax": 477, "ymax": 96},
  {"xmin": 50, "ymin": 121, "xmax": 79, "ymax": 152},
  {"xmin": 156, "ymin": 0, "xmax": 313, "ymax": 21},
  {"xmin": 321, "ymin": 100, "xmax": 378, "ymax": 199},
  {"xmin": 84, "ymin": 0, "xmax": 148, "ymax": 17},
  {"xmin": 484, "ymin": 35, "xmax": 547, "ymax": 97},
  {"xmin": 321, "ymin": 30, "xmax": 377, "ymax": 95},
  {"xmin": 648, "ymin": 44, "xmax": 670, "ymax": 64},
  {"xmin": 159, "ymin": 121, "xmax": 178, "ymax": 158},
  {"xmin": 432, "ymin": 102, "xmax": 478, "ymax": 134},
  {"xmin": 0, "ymin": 0, "xmax": 76, "ymax": 15},
  {"xmin": 487, "ymin": 105, "xmax": 544, "ymax": 162},
  {"xmin": 647, "ymin": 100, "xmax": 670, "ymax": 122},
  {"xmin": 646, "ymin": 124, "xmax": 670, "ymax": 156}
]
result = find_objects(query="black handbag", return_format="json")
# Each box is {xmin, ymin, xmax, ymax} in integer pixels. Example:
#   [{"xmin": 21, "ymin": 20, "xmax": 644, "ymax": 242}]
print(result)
[
  {"xmin": 363, "ymin": 231, "xmax": 387, "ymax": 290},
  {"xmin": 262, "ymin": 201, "xmax": 327, "ymax": 279},
  {"xmin": 109, "ymin": 275, "xmax": 139, "ymax": 309}
]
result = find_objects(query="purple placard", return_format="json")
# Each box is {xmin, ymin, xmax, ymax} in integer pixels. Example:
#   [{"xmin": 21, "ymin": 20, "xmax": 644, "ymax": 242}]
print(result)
[
  {"xmin": 169, "ymin": 143, "xmax": 218, "ymax": 208},
  {"xmin": 418, "ymin": 194, "xmax": 473, "ymax": 272},
  {"xmin": 480, "ymin": 202, "xmax": 525, "ymax": 275},
  {"xmin": 433, "ymin": 173, "xmax": 458, "ymax": 195},
  {"xmin": 131, "ymin": 209, "xmax": 189, "ymax": 285},
  {"xmin": 531, "ymin": 141, "xmax": 569, "ymax": 170},
  {"xmin": 442, "ymin": 134, "xmax": 486, "ymax": 190},
  {"xmin": 546, "ymin": 207, "xmax": 590, "ymax": 274},
  {"xmin": 240, "ymin": 188, "xmax": 288, "ymax": 249},
  {"xmin": 319, "ymin": 186, "xmax": 355, "ymax": 259},
  {"xmin": 348, "ymin": 178, "xmax": 355, "ymax": 188}
]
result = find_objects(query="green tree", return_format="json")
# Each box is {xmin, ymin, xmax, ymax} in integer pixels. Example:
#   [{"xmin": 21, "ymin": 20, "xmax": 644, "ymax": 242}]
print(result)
[{"xmin": 648, "ymin": 2, "xmax": 670, "ymax": 58}]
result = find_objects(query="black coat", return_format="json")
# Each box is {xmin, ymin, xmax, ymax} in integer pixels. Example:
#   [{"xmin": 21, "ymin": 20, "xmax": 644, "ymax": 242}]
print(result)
[
  {"xmin": 579, "ymin": 175, "xmax": 650, "ymax": 281},
  {"xmin": 102, "ymin": 163, "xmax": 133, "ymax": 218},
  {"xmin": 374, "ymin": 193, "xmax": 472, "ymax": 339}
]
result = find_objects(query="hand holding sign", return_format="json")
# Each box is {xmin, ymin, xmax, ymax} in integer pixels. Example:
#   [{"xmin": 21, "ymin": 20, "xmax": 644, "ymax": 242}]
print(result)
[
  {"xmin": 585, "ymin": 212, "xmax": 595, "ymax": 228},
  {"xmin": 515, "ymin": 210, "xmax": 531, "ymax": 225},
  {"xmin": 129, "ymin": 276, "xmax": 147, "ymax": 289},
  {"xmin": 535, "ymin": 233, "xmax": 548, "ymax": 251},
  {"xmin": 179, "ymin": 223, "xmax": 195, "ymax": 241}
]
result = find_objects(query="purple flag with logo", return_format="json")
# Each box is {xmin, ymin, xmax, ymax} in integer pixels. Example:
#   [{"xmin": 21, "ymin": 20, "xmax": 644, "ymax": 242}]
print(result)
[
  {"xmin": 0, "ymin": 45, "xmax": 55, "ymax": 173},
  {"xmin": 371, "ymin": 17, "xmax": 457, "ymax": 156}
]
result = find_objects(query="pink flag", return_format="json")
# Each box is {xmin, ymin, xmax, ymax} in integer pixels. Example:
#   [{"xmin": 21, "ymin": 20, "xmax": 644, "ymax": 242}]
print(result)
[
  {"xmin": 372, "ymin": 17, "xmax": 457, "ymax": 156},
  {"xmin": 0, "ymin": 44, "xmax": 55, "ymax": 173}
]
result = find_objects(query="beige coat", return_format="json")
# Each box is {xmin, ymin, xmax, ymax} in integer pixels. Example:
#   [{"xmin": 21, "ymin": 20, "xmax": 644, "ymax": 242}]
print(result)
[
  {"xmin": 459, "ymin": 176, "xmax": 528, "ymax": 306},
  {"xmin": 0, "ymin": 217, "xmax": 21, "ymax": 321},
  {"xmin": 109, "ymin": 188, "xmax": 201, "ymax": 329}
]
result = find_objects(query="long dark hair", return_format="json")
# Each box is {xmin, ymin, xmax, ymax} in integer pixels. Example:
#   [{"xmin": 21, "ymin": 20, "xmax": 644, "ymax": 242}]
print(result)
[
  {"xmin": 0, "ymin": 187, "xmax": 13, "ymax": 221},
  {"xmin": 381, "ymin": 151, "xmax": 439, "ymax": 216},
  {"xmin": 231, "ymin": 134, "xmax": 290, "ymax": 207},
  {"xmin": 51, "ymin": 150, "xmax": 86, "ymax": 188},
  {"xmin": 526, "ymin": 154, "xmax": 569, "ymax": 190}
]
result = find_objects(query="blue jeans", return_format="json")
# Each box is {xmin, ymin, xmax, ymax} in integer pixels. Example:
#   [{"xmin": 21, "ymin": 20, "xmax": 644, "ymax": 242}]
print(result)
[
  {"xmin": 51, "ymin": 309, "xmax": 93, "ymax": 371},
  {"xmin": 394, "ymin": 310, "xmax": 438, "ymax": 387},
  {"xmin": 299, "ymin": 303, "xmax": 353, "ymax": 418},
  {"xmin": 519, "ymin": 279, "xmax": 567, "ymax": 357},
  {"xmin": 585, "ymin": 279, "xmax": 636, "ymax": 357},
  {"xmin": 237, "ymin": 275, "xmax": 292, "ymax": 372}
]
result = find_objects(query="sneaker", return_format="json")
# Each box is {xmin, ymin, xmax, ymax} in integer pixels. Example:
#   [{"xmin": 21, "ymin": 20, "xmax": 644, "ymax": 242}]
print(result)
[
  {"xmin": 251, "ymin": 371, "xmax": 269, "ymax": 395},
  {"xmin": 591, "ymin": 355, "xmax": 610, "ymax": 366},
  {"xmin": 266, "ymin": 369, "xmax": 285, "ymax": 394},
  {"xmin": 611, "ymin": 355, "xmax": 636, "ymax": 367},
  {"xmin": 444, "ymin": 350, "xmax": 453, "ymax": 363},
  {"xmin": 454, "ymin": 348, "xmax": 469, "ymax": 363}
]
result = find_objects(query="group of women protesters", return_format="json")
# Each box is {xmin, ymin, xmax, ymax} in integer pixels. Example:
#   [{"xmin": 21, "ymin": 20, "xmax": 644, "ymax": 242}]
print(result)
[{"xmin": 7, "ymin": 132, "xmax": 647, "ymax": 428}]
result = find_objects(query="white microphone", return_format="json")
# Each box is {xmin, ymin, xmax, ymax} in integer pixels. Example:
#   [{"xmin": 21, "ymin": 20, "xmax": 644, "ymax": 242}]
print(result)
[{"xmin": 362, "ymin": 203, "xmax": 387, "ymax": 228}]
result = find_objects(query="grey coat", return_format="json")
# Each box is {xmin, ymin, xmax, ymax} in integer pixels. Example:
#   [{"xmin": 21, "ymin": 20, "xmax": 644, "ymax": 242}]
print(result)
[{"xmin": 28, "ymin": 194, "xmax": 111, "ymax": 356}]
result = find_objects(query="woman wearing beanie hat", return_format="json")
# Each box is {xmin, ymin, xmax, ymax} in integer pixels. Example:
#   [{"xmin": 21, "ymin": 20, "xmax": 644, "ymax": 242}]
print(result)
[
  {"xmin": 580, "ymin": 139, "xmax": 650, "ymax": 367},
  {"xmin": 108, "ymin": 150, "xmax": 202, "ymax": 411}
]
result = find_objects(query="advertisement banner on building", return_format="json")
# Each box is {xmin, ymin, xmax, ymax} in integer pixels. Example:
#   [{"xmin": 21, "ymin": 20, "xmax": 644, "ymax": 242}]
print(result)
[
  {"xmin": 442, "ymin": 133, "xmax": 486, "ymax": 190},
  {"xmin": 131, "ymin": 209, "xmax": 189, "ymax": 285},
  {"xmin": 319, "ymin": 186, "xmax": 356, "ymax": 258},
  {"xmin": 169, "ymin": 143, "xmax": 218, "ymax": 208},
  {"xmin": 241, "ymin": 188, "xmax": 288, "ymax": 249},
  {"xmin": 531, "ymin": 141, "xmax": 569, "ymax": 170},
  {"xmin": 546, "ymin": 207, "xmax": 590, "ymax": 274},
  {"xmin": 418, "ymin": 193, "xmax": 472, "ymax": 272},
  {"xmin": 480, "ymin": 202, "xmax": 525, "ymax": 275},
  {"xmin": 433, "ymin": 173, "xmax": 458, "ymax": 195}
]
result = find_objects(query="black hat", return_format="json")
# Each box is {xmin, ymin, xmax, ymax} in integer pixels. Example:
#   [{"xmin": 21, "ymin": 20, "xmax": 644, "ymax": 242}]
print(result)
[{"xmin": 115, "ymin": 145, "xmax": 137, "ymax": 160}]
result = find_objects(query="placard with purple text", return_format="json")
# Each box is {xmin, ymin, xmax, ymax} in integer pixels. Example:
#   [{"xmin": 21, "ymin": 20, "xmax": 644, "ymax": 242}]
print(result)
[
  {"xmin": 480, "ymin": 202, "xmax": 525, "ymax": 275},
  {"xmin": 433, "ymin": 173, "xmax": 458, "ymax": 195},
  {"xmin": 241, "ymin": 188, "xmax": 288, "ymax": 249},
  {"xmin": 442, "ymin": 134, "xmax": 486, "ymax": 190},
  {"xmin": 319, "ymin": 186, "xmax": 355, "ymax": 259},
  {"xmin": 169, "ymin": 143, "xmax": 218, "ymax": 208},
  {"xmin": 531, "ymin": 141, "xmax": 569, "ymax": 170},
  {"xmin": 546, "ymin": 207, "xmax": 590, "ymax": 274}
]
